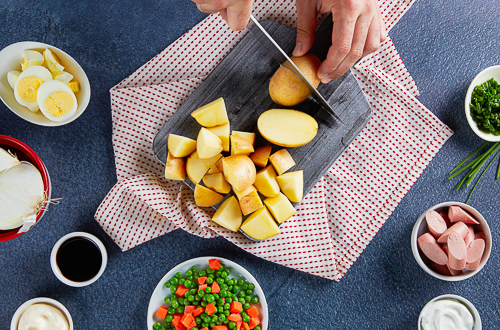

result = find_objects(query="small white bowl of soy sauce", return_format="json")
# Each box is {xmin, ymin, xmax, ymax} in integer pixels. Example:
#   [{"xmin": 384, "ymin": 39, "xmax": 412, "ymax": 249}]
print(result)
[{"xmin": 50, "ymin": 232, "xmax": 107, "ymax": 287}]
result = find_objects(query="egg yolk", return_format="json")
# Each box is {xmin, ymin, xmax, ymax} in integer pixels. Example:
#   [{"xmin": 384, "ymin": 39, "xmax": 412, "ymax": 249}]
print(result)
[
  {"xmin": 44, "ymin": 91, "xmax": 74, "ymax": 117},
  {"xmin": 17, "ymin": 76, "xmax": 44, "ymax": 102}
]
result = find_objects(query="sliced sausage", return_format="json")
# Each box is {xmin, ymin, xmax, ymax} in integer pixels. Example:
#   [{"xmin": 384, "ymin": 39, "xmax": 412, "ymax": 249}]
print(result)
[
  {"xmin": 475, "ymin": 231, "xmax": 486, "ymax": 241},
  {"xmin": 448, "ymin": 205, "xmax": 479, "ymax": 224},
  {"xmin": 425, "ymin": 210, "xmax": 448, "ymax": 238},
  {"xmin": 441, "ymin": 244, "xmax": 463, "ymax": 275},
  {"xmin": 439, "ymin": 210, "xmax": 452, "ymax": 227},
  {"xmin": 447, "ymin": 232, "xmax": 467, "ymax": 270},
  {"xmin": 465, "ymin": 238, "xmax": 485, "ymax": 271},
  {"xmin": 430, "ymin": 262, "xmax": 452, "ymax": 276},
  {"xmin": 465, "ymin": 225, "xmax": 475, "ymax": 247},
  {"xmin": 418, "ymin": 233, "xmax": 449, "ymax": 265},
  {"xmin": 437, "ymin": 221, "xmax": 469, "ymax": 243}
]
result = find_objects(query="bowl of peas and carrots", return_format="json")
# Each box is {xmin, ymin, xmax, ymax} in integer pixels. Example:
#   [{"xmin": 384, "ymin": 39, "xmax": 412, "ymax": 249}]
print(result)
[{"xmin": 147, "ymin": 257, "xmax": 268, "ymax": 330}]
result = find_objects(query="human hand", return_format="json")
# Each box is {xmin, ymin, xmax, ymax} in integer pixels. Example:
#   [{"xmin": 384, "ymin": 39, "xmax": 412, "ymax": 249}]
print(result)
[
  {"xmin": 192, "ymin": 0, "xmax": 254, "ymax": 31},
  {"xmin": 293, "ymin": 0, "xmax": 387, "ymax": 84}
]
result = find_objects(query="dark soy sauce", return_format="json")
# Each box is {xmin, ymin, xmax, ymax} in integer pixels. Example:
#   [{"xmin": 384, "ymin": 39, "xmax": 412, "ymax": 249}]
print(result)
[{"xmin": 56, "ymin": 237, "xmax": 102, "ymax": 282}]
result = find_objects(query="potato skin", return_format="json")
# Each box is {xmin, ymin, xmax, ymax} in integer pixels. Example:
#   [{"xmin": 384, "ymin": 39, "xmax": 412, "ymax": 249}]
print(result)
[{"xmin": 269, "ymin": 53, "xmax": 321, "ymax": 107}]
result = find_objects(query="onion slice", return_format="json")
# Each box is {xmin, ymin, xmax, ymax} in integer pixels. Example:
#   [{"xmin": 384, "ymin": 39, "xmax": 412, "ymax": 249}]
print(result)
[
  {"xmin": 0, "ymin": 162, "xmax": 44, "ymax": 230},
  {"xmin": 0, "ymin": 147, "xmax": 20, "ymax": 172}
]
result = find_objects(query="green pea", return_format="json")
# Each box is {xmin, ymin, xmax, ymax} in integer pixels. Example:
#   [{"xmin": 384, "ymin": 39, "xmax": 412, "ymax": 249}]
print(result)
[
  {"xmin": 224, "ymin": 310, "xmax": 230, "ymax": 317},
  {"xmin": 211, "ymin": 315, "xmax": 218, "ymax": 322},
  {"xmin": 219, "ymin": 265, "xmax": 224, "ymax": 271},
  {"xmin": 200, "ymin": 312, "xmax": 208, "ymax": 320},
  {"xmin": 187, "ymin": 275, "xmax": 194, "ymax": 281},
  {"xmin": 199, "ymin": 270, "xmax": 207, "ymax": 277},
  {"xmin": 201, "ymin": 322, "xmax": 208, "ymax": 328},
  {"xmin": 185, "ymin": 270, "xmax": 193, "ymax": 277},
  {"xmin": 238, "ymin": 291, "xmax": 246, "ymax": 298},
  {"xmin": 184, "ymin": 280, "xmax": 193, "ymax": 288},
  {"xmin": 208, "ymin": 274, "xmax": 215, "ymax": 279},
  {"xmin": 216, "ymin": 271, "xmax": 222, "ymax": 278},
  {"xmin": 170, "ymin": 278, "xmax": 179, "ymax": 286},
  {"xmin": 229, "ymin": 321, "xmax": 236, "ymax": 329},
  {"xmin": 209, "ymin": 322, "xmax": 216, "ymax": 329},
  {"xmin": 217, "ymin": 299, "xmax": 225, "ymax": 306},
  {"xmin": 218, "ymin": 306, "xmax": 224, "ymax": 313},
  {"xmin": 206, "ymin": 278, "xmax": 214, "ymax": 285},
  {"xmin": 193, "ymin": 300, "xmax": 199, "ymax": 306},
  {"xmin": 168, "ymin": 307, "xmax": 175, "ymax": 315},
  {"xmin": 226, "ymin": 297, "xmax": 233, "ymax": 304},
  {"xmin": 221, "ymin": 284, "xmax": 229, "ymax": 291},
  {"xmin": 171, "ymin": 300, "xmax": 179, "ymax": 308},
  {"xmin": 243, "ymin": 303, "xmax": 250, "ymax": 310},
  {"xmin": 253, "ymin": 327, "xmax": 261, "ymax": 330},
  {"xmin": 218, "ymin": 314, "xmax": 225, "ymax": 322},
  {"xmin": 201, "ymin": 301, "xmax": 207, "ymax": 307},
  {"xmin": 189, "ymin": 289, "xmax": 196, "ymax": 295},
  {"xmin": 170, "ymin": 286, "xmax": 177, "ymax": 294},
  {"xmin": 244, "ymin": 296, "xmax": 251, "ymax": 303},
  {"xmin": 179, "ymin": 278, "xmax": 185, "ymax": 285},
  {"xmin": 193, "ymin": 271, "xmax": 200, "ymax": 279},
  {"xmin": 195, "ymin": 316, "xmax": 202, "ymax": 324},
  {"xmin": 206, "ymin": 287, "xmax": 212, "ymax": 293},
  {"xmin": 165, "ymin": 315, "xmax": 173, "ymax": 323},
  {"xmin": 199, "ymin": 290, "xmax": 205, "ymax": 297},
  {"xmin": 207, "ymin": 268, "xmax": 214, "ymax": 274},
  {"xmin": 232, "ymin": 286, "xmax": 239, "ymax": 293},
  {"xmin": 164, "ymin": 296, "xmax": 171, "ymax": 304},
  {"xmin": 242, "ymin": 315, "xmax": 250, "ymax": 322},
  {"xmin": 227, "ymin": 279, "xmax": 235, "ymax": 286},
  {"xmin": 222, "ymin": 271, "xmax": 230, "ymax": 278},
  {"xmin": 176, "ymin": 306, "xmax": 184, "ymax": 314},
  {"xmin": 241, "ymin": 312, "xmax": 248, "ymax": 318},
  {"xmin": 246, "ymin": 289, "xmax": 253, "ymax": 295},
  {"xmin": 191, "ymin": 266, "xmax": 198, "ymax": 272},
  {"xmin": 213, "ymin": 293, "xmax": 220, "ymax": 300},
  {"xmin": 195, "ymin": 294, "xmax": 202, "ymax": 301},
  {"xmin": 153, "ymin": 322, "xmax": 162, "ymax": 330},
  {"xmin": 175, "ymin": 272, "xmax": 183, "ymax": 278},
  {"xmin": 224, "ymin": 303, "xmax": 230, "ymax": 310},
  {"xmin": 251, "ymin": 296, "xmax": 259, "ymax": 304},
  {"xmin": 237, "ymin": 278, "xmax": 245, "ymax": 286},
  {"xmin": 238, "ymin": 298, "xmax": 245, "ymax": 304},
  {"xmin": 164, "ymin": 281, "xmax": 171, "ymax": 289},
  {"xmin": 242, "ymin": 283, "xmax": 248, "ymax": 290},
  {"xmin": 248, "ymin": 284, "xmax": 255, "ymax": 290},
  {"xmin": 220, "ymin": 290, "xmax": 228, "ymax": 298},
  {"xmin": 216, "ymin": 277, "xmax": 225, "ymax": 284},
  {"xmin": 188, "ymin": 295, "xmax": 195, "ymax": 302}
]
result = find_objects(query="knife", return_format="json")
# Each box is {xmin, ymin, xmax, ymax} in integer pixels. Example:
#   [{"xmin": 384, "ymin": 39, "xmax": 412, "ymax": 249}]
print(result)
[{"xmin": 246, "ymin": 15, "xmax": 341, "ymax": 121}]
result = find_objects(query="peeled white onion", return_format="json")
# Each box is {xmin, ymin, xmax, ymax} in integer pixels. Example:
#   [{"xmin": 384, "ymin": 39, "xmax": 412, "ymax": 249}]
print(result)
[
  {"xmin": 0, "ymin": 147, "xmax": 20, "ymax": 172},
  {"xmin": 0, "ymin": 161, "xmax": 44, "ymax": 230}
]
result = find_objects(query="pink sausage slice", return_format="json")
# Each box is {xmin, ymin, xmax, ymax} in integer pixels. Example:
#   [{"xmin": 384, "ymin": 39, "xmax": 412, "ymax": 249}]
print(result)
[
  {"xmin": 439, "ymin": 210, "xmax": 452, "ymax": 227},
  {"xmin": 465, "ymin": 225, "xmax": 475, "ymax": 247},
  {"xmin": 418, "ymin": 233, "xmax": 449, "ymax": 265},
  {"xmin": 425, "ymin": 210, "xmax": 448, "ymax": 238},
  {"xmin": 448, "ymin": 205, "xmax": 479, "ymax": 224},
  {"xmin": 465, "ymin": 238, "xmax": 485, "ymax": 271},
  {"xmin": 441, "ymin": 245, "xmax": 463, "ymax": 275},
  {"xmin": 437, "ymin": 221, "xmax": 469, "ymax": 243},
  {"xmin": 475, "ymin": 231, "xmax": 486, "ymax": 241},
  {"xmin": 430, "ymin": 262, "xmax": 452, "ymax": 276},
  {"xmin": 447, "ymin": 232, "xmax": 467, "ymax": 270}
]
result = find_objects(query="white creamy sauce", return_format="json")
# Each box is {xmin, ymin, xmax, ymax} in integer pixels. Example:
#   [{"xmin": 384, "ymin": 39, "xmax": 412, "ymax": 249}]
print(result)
[
  {"xmin": 421, "ymin": 299, "xmax": 474, "ymax": 330},
  {"xmin": 18, "ymin": 303, "xmax": 69, "ymax": 330}
]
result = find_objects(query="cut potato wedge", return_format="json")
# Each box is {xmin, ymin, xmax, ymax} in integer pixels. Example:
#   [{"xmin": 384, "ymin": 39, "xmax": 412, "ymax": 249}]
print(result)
[
  {"xmin": 239, "ymin": 190, "xmax": 264, "ymax": 216},
  {"xmin": 230, "ymin": 134, "xmax": 254, "ymax": 156},
  {"xmin": 269, "ymin": 149, "xmax": 295, "ymax": 175},
  {"xmin": 258, "ymin": 109, "xmax": 318, "ymax": 147},
  {"xmin": 250, "ymin": 146, "xmax": 272, "ymax": 168},
  {"xmin": 168, "ymin": 134, "xmax": 197, "ymax": 158},
  {"xmin": 211, "ymin": 196, "xmax": 242, "ymax": 232},
  {"xmin": 194, "ymin": 184, "xmax": 224, "ymax": 207},
  {"xmin": 264, "ymin": 192, "xmax": 296, "ymax": 224},
  {"xmin": 276, "ymin": 170, "xmax": 303, "ymax": 203},
  {"xmin": 215, "ymin": 157, "xmax": 224, "ymax": 173},
  {"xmin": 186, "ymin": 151, "xmax": 222, "ymax": 184},
  {"xmin": 197, "ymin": 127, "xmax": 223, "ymax": 159},
  {"xmin": 254, "ymin": 165, "xmax": 280, "ymax": 198},
  {"xmin": 206, "ymin": 165, "xmax": 221, "ymax": 175},
  {"xmin": 164, "ymin": 152, "xmax": 186, "ymax": 181},
  {"xmin": 203, "ymin": 172, "xmax": 231, "ymax": 194},
  {"xmin": 222, "ymin": 155, "xmax": 256, "ymax": 192},
  {"xmin": 233, "ymin": 185, "xmax": 257, "ymax": 200},
  {"xmin": 232, "ymin": 131, "xmax": 255, "ymax": 146},
  {"xmin": 191, "ymin": 97, "xmax": 229, "ymax": 127},
  {"xmin": 207, "ymin": 122, "xmax": 230, "ymax": 152},
  {"xmin": 240, "ymin": 207, "xmax": 280, "ymax": 240}
]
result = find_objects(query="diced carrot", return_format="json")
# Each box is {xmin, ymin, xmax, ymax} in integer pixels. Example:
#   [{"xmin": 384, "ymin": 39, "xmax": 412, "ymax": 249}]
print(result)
[
  {"xmin": 212, "ymin": 326, "xmax": 228, "ymax": 330},
  {"xmin": 243, "ymin": 322, "xmax": 250, "ymax": 330},
  {"xmin": 184, "ymin": 305, "xmax": 196, "ymax": 315},
  {"xmin": 181, "ymin": 314, "xmax": 194, "ymax": 328},
  {"xmin": 249, "ymin": 317, "xmax": 261, "ymax": 329},
  {"xmin": 156, "ymin": 306, "xmax": 168, "ymax": 319},
  {"xmin": 175, "ymin": 284, "xmax": 189, "ymax": 297},
  {"xmin": 228, "ymin": 313, "xmax": 242, "ymax": 322},
  {"xmin": 198, "ymin": 276, "xmax": 207, "ymax": 285},
  {"xmin": 192, "ymin": 307, "xmax": 205, "ymax": 317},
  {"xmin": 245, "ymin": 306, "xmax": 259, "ymax": 317},
  {"xmin": 211, "ymin": 281, "xmax": 220, "ymax": 294},
  {"xmin": 209, "ymin": 258, "xmax": 222, "ymax": 270},
  {"xmin": 198, "ymin": 284, "xmax": 207, "ymax": 293},
  {"xmin": 229, "ymin": 301, "xmax": 243, "ymax": 314},
  {"xmin": 205, "ymin": 302, "xmax": 217, "ymax": 315},
  {"xmin": 236, "ymin": 321, "xmax": 242, "ymax": 330},
  {"xmin": 200, "ymin": 328, "xmax": 209, "ymax": 330},
  {"xmin": 172, "ymin": 315, "xmax": 187, "ymax": 330},
  {"xmin": 188, "ymin": 320, "xmax": 197, "ymax": 329}
]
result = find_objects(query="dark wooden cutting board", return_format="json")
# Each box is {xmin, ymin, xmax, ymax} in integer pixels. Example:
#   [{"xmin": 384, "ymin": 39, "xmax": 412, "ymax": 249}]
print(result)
[{"xmin": 153, "ymin": 17, "xmax": 371, "ymax": 208}]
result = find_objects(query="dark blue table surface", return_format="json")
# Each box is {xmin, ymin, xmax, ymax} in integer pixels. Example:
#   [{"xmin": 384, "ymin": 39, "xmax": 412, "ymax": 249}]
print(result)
[{"xmin": 1, "ymin": 1, "xmax": 499, "ymax": 329}]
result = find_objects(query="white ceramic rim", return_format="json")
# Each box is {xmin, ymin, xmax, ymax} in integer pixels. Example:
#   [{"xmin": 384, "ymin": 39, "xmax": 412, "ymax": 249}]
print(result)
[
  {"xmin": 50, "ymin": 232, "xmax": 107, "ymax": 287},
  {"xmin": 0, "ymin": 41, "xmax": 91, "ymax": 126},
  {"xmin": 10, "ymin": 297, "xmax": 74, "ymax": 330},
  {"xmin": 464, "ymin": 65, "xmax": 500, "ymax": 142},
  {"xmin": 147, "ymin": 256, "xmax": 269, "ymax": 330},
  {"xmin": 411, "ymin": 201, "xmax": 492, "ymax": 281},
  {"xmin": 417, "ymin": 294, "xmax": 482, "ymax": 330}
]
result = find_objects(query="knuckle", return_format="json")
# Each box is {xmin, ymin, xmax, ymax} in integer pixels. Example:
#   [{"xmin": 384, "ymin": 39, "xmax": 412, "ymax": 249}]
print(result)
[
  {"xmin": 350, "ymin": 47, "xmax": 364, "ymax": 60},
  {"xmin": 364, "ymin": 41, "xmax": 380, "ymax": 55},
  {"xmin": 337, "ymin": 44, "xmax": 352, "ymax": 56}
]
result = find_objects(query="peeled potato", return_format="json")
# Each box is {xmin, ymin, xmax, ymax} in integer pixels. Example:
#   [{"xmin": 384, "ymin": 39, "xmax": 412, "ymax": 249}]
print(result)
[
  {"xmin": 258, "ymin": 109, "xmax": 318, "ymax": 147},
  {"xmin": 269, "ymin": 53, "xmax": 321, "ymax": 107}
]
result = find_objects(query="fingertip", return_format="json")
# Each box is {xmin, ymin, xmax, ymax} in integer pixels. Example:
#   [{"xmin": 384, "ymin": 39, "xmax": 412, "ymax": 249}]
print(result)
[{"xmin": 292, "ymin": 43, "xmax": 303, "ymax": 57}]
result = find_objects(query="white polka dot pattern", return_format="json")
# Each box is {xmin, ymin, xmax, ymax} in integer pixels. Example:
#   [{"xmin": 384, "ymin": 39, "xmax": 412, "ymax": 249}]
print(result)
[{"xmin": 94, "ymin": 0, "xmax": 453, "ymax": 281}]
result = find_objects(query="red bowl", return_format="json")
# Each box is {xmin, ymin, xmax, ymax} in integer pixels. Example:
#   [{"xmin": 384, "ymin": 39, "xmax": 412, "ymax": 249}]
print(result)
[{"xmin": 0, "ymin": 135, "xmax": 51, "ymax": 242}]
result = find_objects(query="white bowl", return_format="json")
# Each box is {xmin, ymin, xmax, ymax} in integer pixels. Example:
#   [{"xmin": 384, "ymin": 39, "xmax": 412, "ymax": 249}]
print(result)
[
  {"xmin": 0, "ymin": 41, "xmax": 91, "ymax": 126},
  {"xmin": 418, "ymin": 294, "xmax": 481, "ymax": 330},
  {"xmin": 411, "ymin": 201, "xmax": 492, "ymax": 281},
  {"xmin": 464, "ymin": 65, "xmax": 500, "ymax": 142},
  {"xmin": 147, "ymin": 256, "xmax": 269, "ymax": 330},
  {"xmin": 50, "ymin": 232, "xmax": 108, "ymax": 287},
  {"xmin": 10, "ymin": 297, "xmax": 74, "ymax": 330}
]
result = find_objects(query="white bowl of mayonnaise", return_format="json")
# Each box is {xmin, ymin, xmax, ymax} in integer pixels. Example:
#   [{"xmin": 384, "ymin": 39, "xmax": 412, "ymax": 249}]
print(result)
[
  {"xmin": 418, "ymin": 294, "xmax": 481, "ymax": 330},
  {"xmin": 10, "ymin": 297, "xmax": 73, "ymax": 330}
]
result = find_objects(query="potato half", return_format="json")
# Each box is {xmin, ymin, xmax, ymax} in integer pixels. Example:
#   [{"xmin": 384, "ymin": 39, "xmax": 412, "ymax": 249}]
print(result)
[{"xmin": 257, "ymin": 109, "xmax": 318, "ymax": 147}]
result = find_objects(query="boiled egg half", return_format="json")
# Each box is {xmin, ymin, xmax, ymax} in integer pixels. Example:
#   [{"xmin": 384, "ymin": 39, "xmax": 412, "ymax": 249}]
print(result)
[
  {"xmin": 13, "ymin": 66, "xmax": 53, "ymax": 112},
  {"xmin": 37, "ymin": 80, "xmax": 78, "ymax": 122}
]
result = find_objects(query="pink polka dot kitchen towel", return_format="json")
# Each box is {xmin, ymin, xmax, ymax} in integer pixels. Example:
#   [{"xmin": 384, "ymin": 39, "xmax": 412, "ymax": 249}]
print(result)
[{"xmin": 95, "ymin": 0, "xmax": 453, "ymax": 281}]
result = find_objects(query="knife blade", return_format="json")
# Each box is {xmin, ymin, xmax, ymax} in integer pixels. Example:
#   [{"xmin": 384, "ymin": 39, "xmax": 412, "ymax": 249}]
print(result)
[{"xmin": 246, "ymin": 15, "xmax": 341, "ymax": 121}]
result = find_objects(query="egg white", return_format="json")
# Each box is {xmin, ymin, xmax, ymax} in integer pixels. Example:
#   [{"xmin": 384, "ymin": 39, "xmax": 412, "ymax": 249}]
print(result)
[
  {"xmin": 7, "ymin": 70, "xmax": 20, "ymax": 89},
  {"xmin": 13, "ymin": 66, "xmax": 52, "ymax": 111},
  {"xmin": 43, "ymin": 48, "xmax": 65, "ymax": 74},
  {"xmin": 37, "ymin": 80, "xmax": 78, "ymax": 122}
]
